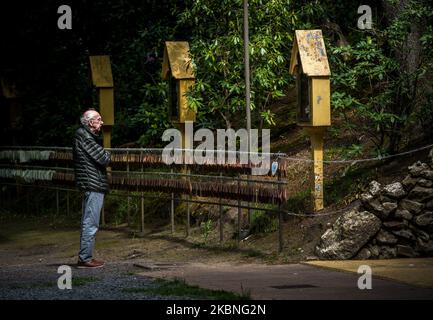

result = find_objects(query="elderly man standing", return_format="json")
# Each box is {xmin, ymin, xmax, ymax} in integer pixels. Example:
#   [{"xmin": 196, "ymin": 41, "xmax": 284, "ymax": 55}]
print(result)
[{"xmin": 73, "ymin": 108, "xmax": 110, "ymax": 268}]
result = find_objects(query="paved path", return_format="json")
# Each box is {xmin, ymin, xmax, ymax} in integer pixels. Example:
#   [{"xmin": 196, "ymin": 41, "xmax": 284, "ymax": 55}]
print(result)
[
  {"xmin": 1, "ymin": 259, "xmax": 433, "ymax": 300},
  {"xmin": 306, "ymin": 258, "xmax": 433, "ymax": 289},
  {"xmin": 136, "ymin": 261, "xmax": 433, "ymax": 300}
]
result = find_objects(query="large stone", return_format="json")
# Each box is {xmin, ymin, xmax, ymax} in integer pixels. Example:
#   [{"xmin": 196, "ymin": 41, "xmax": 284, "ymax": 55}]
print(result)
[
  {"xmin": 399, "ymin": 199, "xmax": 424, "ymax": 215},
  {"xmin": 383, "ymin": 182, "xmax": 407, "ymax": 199},
  {"xmin": 315, "ymin": 210, "xmax": 382, "ymax": 260},
  {"xmin": 368, "ymin": 245, "xmax": 380, "ymax": 258},
  {"xmin": 363, "ymin": 198, "xmax": 396, "ymax": 221},
  {"xmin": 382, "ymin": 202, "xmax": 398, "ymax": 216},
  {"xmin": 391, "ymin": 229, "xmax": 416, "ymax": 241},
  {"xmin": 379, "ymin": 246, "xmax": 397, "ymax": 259},
  {"xmin": 421, "ymin": 170, "xmax": 433, "ymax": 181},
  {"xmin": 354, "ymin": 248, "xmax": 371, "ymax": 260},
  {"xmin": 416, "ymin": 239, "xmax": 433, "ymax": 254},
  {"xmin": 394, "ymin": 209, "xmax": 412, "ymax": 220},
  {"xmin": 363, "ymin": 198, "xmax": 384, "ymax": 213},
  {"xmin": 418, "ymin": 179, "xmax": 433, "ymax": 188},
  {"xmin": 412, "ymin": 228, "xmax": 430, "ymax": 242},
  {"xmin": 360, "ymin": 192, "xmax": 374, "ymax": 205},
  {"xmin": 414, "ymin": 212, "xmax": 433, "ymax": 227},
  {"xmin": 425, "ymin": 199, "xmax": 433, "ymax": 210},
  {"xmin": 376, "ymin": 229, "xmax": 398, "ymax": 245},
  {"xmin": 402, "ymin": 175, "xmax": 419, "ymax": 191},
  {"xmin": 383, "ymin": 220, "xmax": 408, "ymax": 230},
  {"xmin": 408, "ymin": 161, "xmax": 429, "ymax": 177},
  {"xmin": 396, "ymin": 245, "xmax": 419, "ymax": 258},
  {"xmin": 408, "ymin": 186, "xmax": 433, "ymax": 202},
  {"xmin": 368, "ymin": 181, "xmax": 382, "ymax": 197},
  {"xmin": 380, "ymin": 195, "xmax": 394, "ymax": 204}
]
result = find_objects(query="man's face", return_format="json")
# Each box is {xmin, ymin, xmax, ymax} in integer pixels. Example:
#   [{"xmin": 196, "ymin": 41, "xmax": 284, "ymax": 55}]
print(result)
[{"xmin": 89, "ymin": 112, "xmax": 104, "ymax": 133}]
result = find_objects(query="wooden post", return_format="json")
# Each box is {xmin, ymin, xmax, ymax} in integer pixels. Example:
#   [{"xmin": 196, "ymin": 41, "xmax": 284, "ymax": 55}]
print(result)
[
  {"xmin": 219, "ymin": 173, "xmax": 224, "ymax": 244},
  {"xmin": 35, "ymin": 187, "xmax": 39, "ymax": 215},
  {"xmin": 26, "ymin": 189, "xmax": 30, "ymax": 215},
  {"xmin": 126, "ymin": 150, "xmax": 131, "ymax": 227},
  {"xmin": 56, "ymin": 189, "xmax": 59, "ymax": 216},
  {"xmin": 237, "ymin": 175, "xmax": 241, "ymax": 246},
  {"xmin": 171, "ymin": 193, "xmax": 175, "ymax": 234},
  {"xmin": 278, "ymin": 171, "xmax": 284, "ymax": 253},
  {"xmin": 55, "ymin": 163, "xmax": 59, "ymax": 216},
  {"xmin": 219, "ymin": 198, "xmax": 223, "ymax": 243},
  {"xmin": 171, "ymin": 168, "xmax": 175, "ymax": 234},
  {"xmin": 141, "ymin": 193, "xmax": 145, "ymax": 234},
  {"xmin": 140, "ymin": 151, "xmax": 145, "ymax": 234},
  {"xmin": 101, "ymin": 207, "xmax": 106, "ymax": 227},
  {"xmin": 186, "ymin": 194, "xmax": 190, "ymax": 237},
  {"xmin": 66, "ymin": 190, "xmax": 70, "ymax": 216},
  {"xmin": 66, "ymin": 164, "xmax": 70, "ymax": 216}
]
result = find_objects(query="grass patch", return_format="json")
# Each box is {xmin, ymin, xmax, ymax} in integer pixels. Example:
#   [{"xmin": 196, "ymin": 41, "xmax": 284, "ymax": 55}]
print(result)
[
  {"xmin": 72, "ymin": 276, "xmax": 100, "ymax": 287},
  {"xmin": 249, "ymin": 210, "xmax": 278, "ymax": 234},
  {"xmin": 123, "ymin": 278, "xmax": 250, "ymax": 300},
  {"xmin": 284, "ymin": 189, "xmax": 311, "ymax": 213},
  {"xmin": 244, "ymin": 250, "xmax": 264, "ymax": 258}
]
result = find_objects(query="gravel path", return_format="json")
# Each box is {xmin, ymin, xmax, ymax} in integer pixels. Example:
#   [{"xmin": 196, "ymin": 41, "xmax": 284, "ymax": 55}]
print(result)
[{"xmin": 0, "ymin": 261, "xmax": 183, "ymax": 300}]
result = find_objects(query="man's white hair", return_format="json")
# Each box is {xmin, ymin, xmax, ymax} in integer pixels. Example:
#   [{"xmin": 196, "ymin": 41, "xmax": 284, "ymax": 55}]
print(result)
[{"xmin": 80, "ymin": 109, "xmax": 99, "ymax": 126}]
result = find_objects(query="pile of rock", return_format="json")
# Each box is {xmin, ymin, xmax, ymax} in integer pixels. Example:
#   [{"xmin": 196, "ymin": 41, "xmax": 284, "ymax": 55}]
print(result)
[{"xmin": 316, "ymin": 149, "xmax": 433, "ymax": 260}]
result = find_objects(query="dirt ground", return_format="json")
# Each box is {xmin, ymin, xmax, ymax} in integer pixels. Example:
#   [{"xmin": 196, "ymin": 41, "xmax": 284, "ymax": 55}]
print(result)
[
  {"xmin": 2, "ymin": 215, "xmax": 433, "ymax": 301},
  {"xmin": 0, "ymin": 205, "xmax": 346, "ymax": 271}
]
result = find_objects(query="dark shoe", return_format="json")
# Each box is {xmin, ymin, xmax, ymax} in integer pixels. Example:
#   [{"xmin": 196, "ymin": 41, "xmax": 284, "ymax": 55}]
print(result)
[{"xmin": 77, "ymin": 259, "xmax": 105, "ymax": 269}]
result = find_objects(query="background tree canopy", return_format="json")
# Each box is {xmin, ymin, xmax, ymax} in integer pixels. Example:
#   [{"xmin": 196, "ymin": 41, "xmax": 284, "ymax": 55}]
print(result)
[{"xmin": 1, "ymin": 0, "xmax": 432, "ymax": 156}]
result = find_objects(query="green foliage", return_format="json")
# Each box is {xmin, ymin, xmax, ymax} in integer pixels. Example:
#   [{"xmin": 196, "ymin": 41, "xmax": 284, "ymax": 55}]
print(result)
[
  {"xmin": 342, "ymin": 144, "xmax": 363, "ymax": 160},
  {"xmin": 329, "ymin": 0, "xmax": 433, "ymax": 154},
  {"xmin": 3, "ymin": 0, "xmax": 433, "ymax": 154},
  {"xmin": 285, "ymin": 190, "xmax": 311, "ymax": 214},
  {"xmin": 200, "ymin": 219, "xmax": 213, "ymax": 243},
  {"xmin": 177, "ymin": 0, "xmax": 299, "ymax": 129},
  {"xmin": 250, "ymin": 209, "xmax": 278, "ymax": 234},
  {"xmin": 2, "ymin": 1, "xmax": 182, "ymax": 147},
  {"xmin": 417, "ymin": 93, "xmax": 433, "ymax": 139}
]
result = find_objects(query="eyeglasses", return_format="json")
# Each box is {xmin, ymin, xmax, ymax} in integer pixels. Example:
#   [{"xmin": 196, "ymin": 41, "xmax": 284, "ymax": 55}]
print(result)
[{"xmin": 92, "ymin": 117, "xmax": 103, "ymax": 122}]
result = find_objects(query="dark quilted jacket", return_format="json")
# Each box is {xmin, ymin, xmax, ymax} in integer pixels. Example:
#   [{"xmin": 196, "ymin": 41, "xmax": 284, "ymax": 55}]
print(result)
[{"xmin": 73, "ymin": 126, "xmax": 111, "ymax": 193}]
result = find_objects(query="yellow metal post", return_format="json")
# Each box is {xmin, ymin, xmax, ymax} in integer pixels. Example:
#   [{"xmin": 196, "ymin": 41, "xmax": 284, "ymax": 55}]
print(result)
[
  {"xmin": 179, "ymin": 122, "xmax": 193, "ymax": 236},
  {"xmin": 163, "ymin": 42, "xmax": 196, "ymax": 234},
  {"xmin": 102, "ymin": 128, "xmax": 111, "ymax": 148},
  {"xmin": 305, "ymin": 127, "xmax": 326, "ymax": 211},
  {"xmin": 290, "ymin": 30, "xmax": 331, "ymax": 212},
  {"xmin": 89, "ymin": 56, "xmax": 114, "ymax": 149}
]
